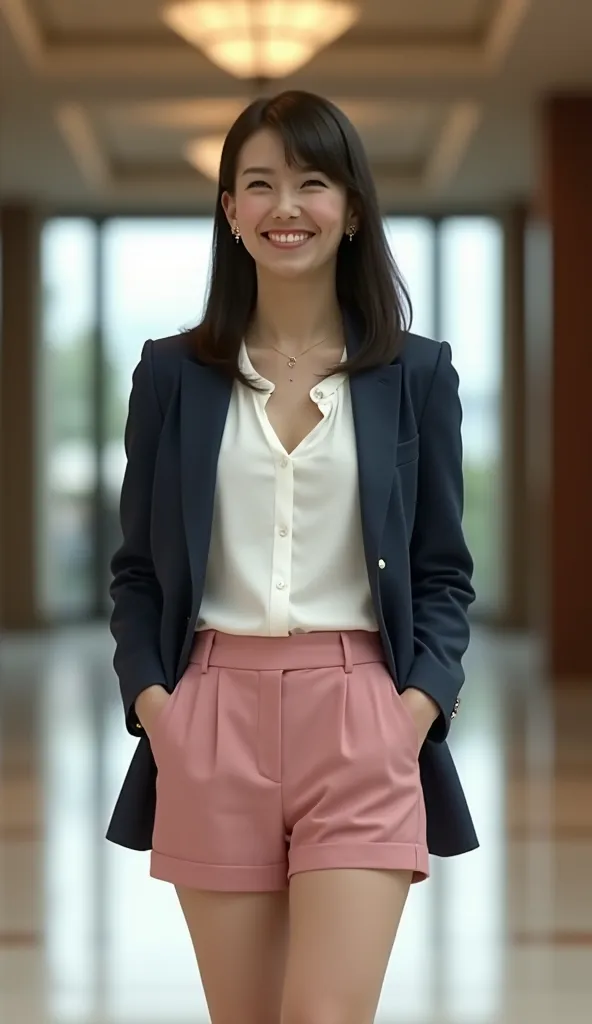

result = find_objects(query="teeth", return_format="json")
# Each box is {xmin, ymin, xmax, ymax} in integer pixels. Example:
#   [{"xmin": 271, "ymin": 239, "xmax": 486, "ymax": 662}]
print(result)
[{"xmin": 267, "ymin": 232, "xmax": 310, "ymax": 244}]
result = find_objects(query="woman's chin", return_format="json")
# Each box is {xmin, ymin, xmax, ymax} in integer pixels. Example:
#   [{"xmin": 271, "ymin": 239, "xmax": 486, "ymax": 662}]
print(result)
[{"xmin": 255, "ymin": 251, "xmax": 333, "ymax": 281}]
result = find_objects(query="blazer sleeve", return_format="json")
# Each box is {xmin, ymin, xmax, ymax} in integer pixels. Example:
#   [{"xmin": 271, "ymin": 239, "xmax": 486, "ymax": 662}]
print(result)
[
  {"xmin": 403, "ymin": 341, "xmax": 475, "ymax": 742},
  {"xmin": 110, "ymin": 338, "xmax": 168, "ymax": 737}
]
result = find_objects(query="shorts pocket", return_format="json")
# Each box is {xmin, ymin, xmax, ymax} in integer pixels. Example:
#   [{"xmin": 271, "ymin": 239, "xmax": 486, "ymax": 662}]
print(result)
[
  {"xmin": 149, "ymin": 682, "xmax": 183, "ymax": 755},
  {"xmin": 390, "ymin": 685, "xmax": 420, "ymax": 756}
]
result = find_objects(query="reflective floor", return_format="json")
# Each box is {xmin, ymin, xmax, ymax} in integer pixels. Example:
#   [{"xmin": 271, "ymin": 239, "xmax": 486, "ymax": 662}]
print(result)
[{"xmin": 1, "ymin": 624, "xmax": 591, "ymax": 1023}]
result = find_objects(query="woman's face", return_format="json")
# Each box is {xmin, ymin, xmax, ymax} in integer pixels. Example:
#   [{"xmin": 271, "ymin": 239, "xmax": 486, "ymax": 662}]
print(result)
[{"xmin": 222, "ymin": 128, "xmax": 357, "ymax": 280}]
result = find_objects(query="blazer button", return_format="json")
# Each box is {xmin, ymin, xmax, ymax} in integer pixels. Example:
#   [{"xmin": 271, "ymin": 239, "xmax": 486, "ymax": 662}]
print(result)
[{"xmin": 378, "ymin": 559, "xmax": 386, "ymax": 569}]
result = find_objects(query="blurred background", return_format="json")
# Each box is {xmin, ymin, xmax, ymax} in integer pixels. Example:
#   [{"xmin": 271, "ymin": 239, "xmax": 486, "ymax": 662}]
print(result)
[{"xmin": 0, "ymin": 1, "xmax": 591, "ymax": 1022}]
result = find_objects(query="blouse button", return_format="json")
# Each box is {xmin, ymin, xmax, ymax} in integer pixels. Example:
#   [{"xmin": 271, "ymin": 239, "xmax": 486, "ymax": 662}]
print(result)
[{"xmin": 313, "ymin": 389, "xmax": 323, "ymax": 400}]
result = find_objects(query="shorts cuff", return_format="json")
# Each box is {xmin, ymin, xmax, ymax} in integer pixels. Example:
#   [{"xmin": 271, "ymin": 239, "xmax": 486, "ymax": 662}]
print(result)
[
  {"xmin": 288, "ymin": 842, "xmax": 430, "ymax": 884},
  {"xmin": 150, "ymin": 848, "xmax": 288, "ymax": 891}
]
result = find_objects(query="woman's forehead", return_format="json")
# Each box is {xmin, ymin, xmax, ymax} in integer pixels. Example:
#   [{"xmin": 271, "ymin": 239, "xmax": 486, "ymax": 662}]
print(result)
[
  {"xmin": 238, "ymin": 129, "xmax": 293, "ymax": 168},
  {"xmin": 238, "ymin": 130, "xmax": 326, "ymax": 173}
]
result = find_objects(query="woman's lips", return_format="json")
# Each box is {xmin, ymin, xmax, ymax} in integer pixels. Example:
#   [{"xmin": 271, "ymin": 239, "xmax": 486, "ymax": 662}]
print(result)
[{"xmin": 262, "ymin": 230, "xmax": 315, "ymax": 249}]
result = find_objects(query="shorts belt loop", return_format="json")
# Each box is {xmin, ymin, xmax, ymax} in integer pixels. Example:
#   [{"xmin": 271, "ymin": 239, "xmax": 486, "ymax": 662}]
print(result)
[
  {"xmin": 200, "ymin": 629, "xmax": 215, "ymax": 674},
  {"xmin": 340, "ymin": 631, "xmax": 353, "ymax": 674}
]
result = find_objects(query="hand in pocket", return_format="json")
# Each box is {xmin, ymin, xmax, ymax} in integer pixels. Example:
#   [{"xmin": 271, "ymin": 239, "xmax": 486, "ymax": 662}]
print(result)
[{"xmin": 135, "ymin": 685, "xmax": 172, "ymax": 740}]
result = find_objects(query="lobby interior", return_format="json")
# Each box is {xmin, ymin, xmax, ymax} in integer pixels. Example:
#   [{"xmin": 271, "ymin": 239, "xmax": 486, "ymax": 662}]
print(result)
[{"xmin": 1, "ymin": 1, "xmax": 592, "ymax": 1022}]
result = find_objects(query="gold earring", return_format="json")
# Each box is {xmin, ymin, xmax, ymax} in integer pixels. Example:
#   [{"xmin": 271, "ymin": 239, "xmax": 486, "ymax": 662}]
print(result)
[
  {"xmin": 347, "ymin": 224, "xmax": 357, "ymax": 242},
  {"xmin": 232, "ymin": 224, "xmax": 241, "ymax": 244}
]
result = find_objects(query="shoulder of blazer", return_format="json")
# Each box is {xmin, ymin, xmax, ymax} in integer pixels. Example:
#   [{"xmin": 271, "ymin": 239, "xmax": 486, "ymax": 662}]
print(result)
[
  {"xmin": 397, "ymin": 331, "xmax": 443, "ymax": 374},
  {"xmin": 397, "ymin": 331, "xmax": 450, "ymax": 421},
  {"xmin": 148, "ymin": 332, "xmax": 196, "ymax": 409}
]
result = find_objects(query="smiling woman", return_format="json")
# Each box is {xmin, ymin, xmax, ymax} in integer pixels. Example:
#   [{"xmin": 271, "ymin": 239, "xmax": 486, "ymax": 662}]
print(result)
[
  {"xmin": 106, "ymin": 89, "xmax": 477, "ymax": 1024},
  {"xmin": 185, "ymin": 89, "xmax": 412, "ymax": 389},
  {"xmin": 223, "ymin": 128, "xmax": 360, "ymax": 323}
]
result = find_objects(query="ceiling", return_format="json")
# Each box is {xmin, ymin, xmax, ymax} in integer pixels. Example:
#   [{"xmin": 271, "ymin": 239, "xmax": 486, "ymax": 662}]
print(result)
[{"xmin": 1, "ymin": 0, "xmax": 592, "ymax": 213}]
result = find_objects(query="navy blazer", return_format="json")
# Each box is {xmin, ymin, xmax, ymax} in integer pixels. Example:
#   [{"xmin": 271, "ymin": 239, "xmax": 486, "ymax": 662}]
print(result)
[{"xmin": 106, "ymin": 318, "xmax": 478, "ymax": 857}]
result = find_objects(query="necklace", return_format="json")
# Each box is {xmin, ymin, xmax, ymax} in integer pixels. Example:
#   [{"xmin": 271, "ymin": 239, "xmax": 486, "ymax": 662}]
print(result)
[
  {"xmin": 270, "ymin": 337, "xmax": 335, "ymax": 382},
  {"xmin": 269, "ymin": 336, "xmax": 328, "ymax": 369},
  {"xmin": 247, "ymin": 329, "xmax": 340, "ymax": 383}
]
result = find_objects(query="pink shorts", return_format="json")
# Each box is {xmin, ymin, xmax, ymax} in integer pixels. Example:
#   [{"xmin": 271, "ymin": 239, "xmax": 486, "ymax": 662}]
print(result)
[{"xmin": 150, "ymin": 629, "xmax": 429, "ymax": 891}]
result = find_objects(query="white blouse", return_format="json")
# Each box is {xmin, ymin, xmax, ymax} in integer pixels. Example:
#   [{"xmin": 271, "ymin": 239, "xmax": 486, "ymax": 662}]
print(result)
[{"xmin": 196, "ymin": 340, "xmax": 378, "ymax": 636}]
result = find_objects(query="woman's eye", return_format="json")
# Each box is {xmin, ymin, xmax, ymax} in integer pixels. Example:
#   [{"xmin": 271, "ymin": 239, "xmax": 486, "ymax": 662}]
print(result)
[
  {"xmin": 246, "ymin": 180, "xmax": 270, "ymax": 189},
  {"xmin": 302, "ymin": 179, "xmax": 327, "ymax": 188}
]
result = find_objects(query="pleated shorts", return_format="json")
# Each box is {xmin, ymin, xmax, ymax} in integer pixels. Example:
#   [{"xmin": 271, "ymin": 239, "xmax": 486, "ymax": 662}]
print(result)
[{"xmin": 149, "ymin": 628, "xmax": 429, "ymax": 891}]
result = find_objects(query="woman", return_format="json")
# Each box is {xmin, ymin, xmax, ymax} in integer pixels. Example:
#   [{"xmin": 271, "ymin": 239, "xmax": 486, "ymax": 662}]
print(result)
[{"xmin": 107, "ymin": 90, "xmax": 477, "ymax": 1024}]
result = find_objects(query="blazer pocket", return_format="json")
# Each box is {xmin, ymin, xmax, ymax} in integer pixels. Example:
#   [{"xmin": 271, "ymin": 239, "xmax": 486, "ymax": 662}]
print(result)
[{"xmin": 396, "ymin": 435, "xmax": 419, "ymax": 467}]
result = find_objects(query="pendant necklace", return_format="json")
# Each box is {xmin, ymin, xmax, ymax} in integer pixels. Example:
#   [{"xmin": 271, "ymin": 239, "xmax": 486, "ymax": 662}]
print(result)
[{"xmin": 268, "ymin": 337, "xmax": 329, "ymax": 382}]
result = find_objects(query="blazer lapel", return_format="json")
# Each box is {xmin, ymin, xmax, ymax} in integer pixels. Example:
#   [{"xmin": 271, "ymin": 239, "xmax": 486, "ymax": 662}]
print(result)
[
  {"xmin": 345, "ymin": 315, "xmax": 402, "ymax": 570},
  {"xmin": 179, "ymin": 358, "xmax": 232, "ymax": 617}
]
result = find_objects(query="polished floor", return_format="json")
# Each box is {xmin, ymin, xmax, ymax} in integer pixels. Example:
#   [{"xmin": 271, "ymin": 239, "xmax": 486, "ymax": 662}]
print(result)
[{"xmin": 1, "ymin": 624, "xmax": 591, "ymax": 1023}]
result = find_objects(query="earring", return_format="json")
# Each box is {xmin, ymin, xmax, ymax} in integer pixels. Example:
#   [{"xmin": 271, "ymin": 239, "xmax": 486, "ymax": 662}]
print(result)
[
  {"xmin": 232, "ymin": 224, "xmax": 241, "ymax": 244},
  {"xmin": 346, "ymin": 224, "xmax": 357, "ymax": 242}
]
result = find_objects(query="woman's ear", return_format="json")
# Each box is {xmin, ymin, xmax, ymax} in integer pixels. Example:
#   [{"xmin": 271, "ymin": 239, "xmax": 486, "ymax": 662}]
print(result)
[
  {"xmin": 221, "ymin": 191, "xmax": 236, "ymax": 227},
  {"xmin": 346, "ymin": 205, "xmax": 360, "ymax": 231}
]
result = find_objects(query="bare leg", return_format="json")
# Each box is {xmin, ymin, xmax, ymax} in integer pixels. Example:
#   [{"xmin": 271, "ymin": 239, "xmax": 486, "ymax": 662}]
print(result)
[
  {"xmin": 176, "ymin": 885, "xmax": 289, "ymax": 1024},
  {"xmin": 280, "ymin": 868, "xmax": 412, "ymax": 1024}
]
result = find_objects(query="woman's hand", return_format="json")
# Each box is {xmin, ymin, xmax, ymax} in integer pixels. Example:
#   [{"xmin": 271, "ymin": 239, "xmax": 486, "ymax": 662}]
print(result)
[
  {"xmin": 134, "ymin": 685, "xmax": 171, "ymax": 738},
  {"xmin": 400, "ymin": 688, "xmax": 440, "ymax": 749}
]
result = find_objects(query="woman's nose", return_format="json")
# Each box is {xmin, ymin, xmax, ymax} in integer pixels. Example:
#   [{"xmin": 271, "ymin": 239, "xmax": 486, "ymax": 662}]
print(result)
[{"xmin": 272, "ymin": 189, "xmax": 301, "ymax": 220}]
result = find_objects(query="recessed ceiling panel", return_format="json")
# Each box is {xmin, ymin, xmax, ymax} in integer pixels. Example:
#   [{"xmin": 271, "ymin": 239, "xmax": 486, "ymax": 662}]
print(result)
[
  {"xmin": 91, "ymin": 95, "xmax": 447, "ymax": 169},
  {"xmin": 361, "ymin": 0, "xmax": 496, "ymax": 35},
  {"xmin": 31, "ymin": 0, "xmax": 167, "ymax": 34},
  {"xmin": 32, "ymin": 0, "xmax": 497, "ymax": 40}
]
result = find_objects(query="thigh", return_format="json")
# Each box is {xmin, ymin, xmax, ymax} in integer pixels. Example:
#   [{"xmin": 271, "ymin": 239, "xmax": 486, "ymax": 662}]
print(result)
[
  {"xmin": 176, "ymin": 885, "xmax": 289, "ymax": 1024},
  {"xmin": 281, "ymin": 868, "xmax": 412, "ymax": 1024}
]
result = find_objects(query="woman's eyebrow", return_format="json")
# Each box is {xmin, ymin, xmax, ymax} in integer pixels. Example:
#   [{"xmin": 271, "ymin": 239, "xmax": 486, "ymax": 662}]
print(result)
[
  {"xmin": 240, "ymin": 164, "xmax": 322, "ymax": 176},
  {"xmin": 240, "ymin": 166, "xmax": 276, "ymax": 176}
]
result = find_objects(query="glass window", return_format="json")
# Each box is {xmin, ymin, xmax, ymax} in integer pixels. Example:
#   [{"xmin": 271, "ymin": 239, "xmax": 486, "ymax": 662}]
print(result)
[
  {"xmin": 384, "ymin": 218, "xmax": 436, "ymax": 338},
  {"xmin": 439, "ymin": 217, "xmax": 504, "ymax": 613},
  {"xmin": 40, "ymin": 219, "xmax": 97, "ymax": 618},
  {"xmin": 101, "ymin": 218, "xmax": 214, "ymax": 605}
]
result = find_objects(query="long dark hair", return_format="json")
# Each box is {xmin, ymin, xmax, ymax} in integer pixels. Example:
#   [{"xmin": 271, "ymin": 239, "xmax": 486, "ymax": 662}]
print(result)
[{"xmin": 186, "ymin": 90, "xmax": 412, "ymax": 388}]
